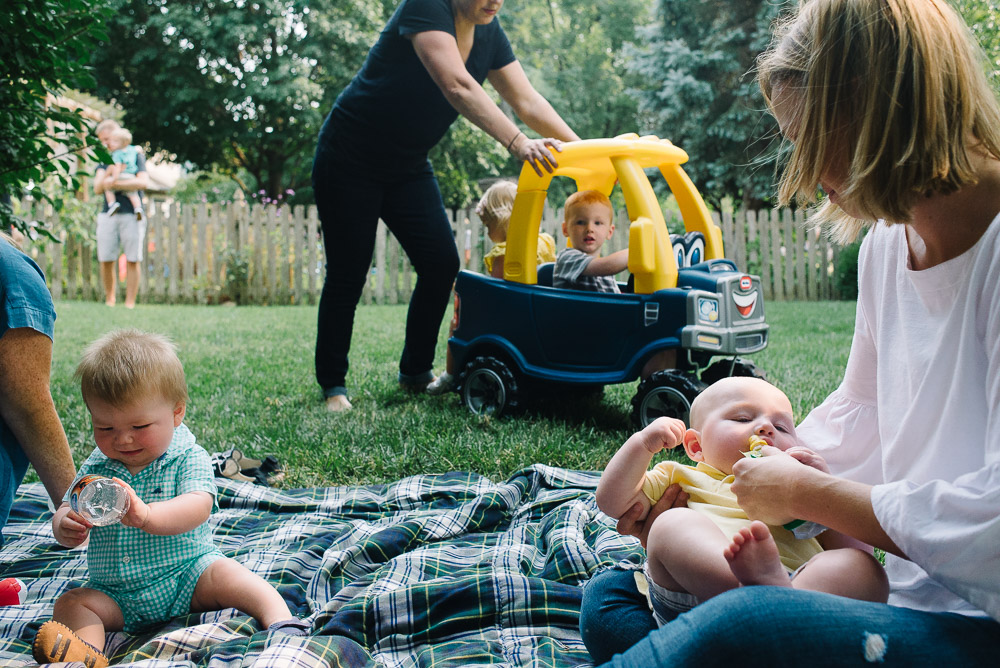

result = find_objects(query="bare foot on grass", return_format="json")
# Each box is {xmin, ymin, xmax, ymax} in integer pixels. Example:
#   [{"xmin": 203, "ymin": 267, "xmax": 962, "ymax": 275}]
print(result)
[
  {"xmin": 325, "ymin": 395, "xmax": 352, "ymax": 412},
  {"xmin": 724, "ymin": 520, "xmax": 790, "ymax": 587}
]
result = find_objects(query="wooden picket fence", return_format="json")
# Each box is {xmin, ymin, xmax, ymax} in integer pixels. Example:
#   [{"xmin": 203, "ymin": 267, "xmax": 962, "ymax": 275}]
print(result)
[{"xmin": 17, "ymin": 198, "xmax": 845, "ymax": 305}]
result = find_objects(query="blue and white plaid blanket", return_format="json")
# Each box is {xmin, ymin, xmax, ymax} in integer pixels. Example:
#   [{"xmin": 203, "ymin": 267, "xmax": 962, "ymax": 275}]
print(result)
[{"xmin": 1, "ymin": 465, "xmax": 643, "ymax": 667}]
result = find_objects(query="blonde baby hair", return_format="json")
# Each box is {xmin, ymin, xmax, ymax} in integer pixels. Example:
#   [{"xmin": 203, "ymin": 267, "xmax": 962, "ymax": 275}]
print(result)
[
  {"xmin": 757, "ymin": 0, "xmax": 1000, "ymax": 243},
  {"xmin": 476, "ymin": 180, "xmax": 517, "ymax": 234},
  {"xmin": 108, "ymin": 127, "xmax": 133, "ymax": 151},
  {"xmin": 77, "ymin": 329, "xmax": 188, "ymax": 408}
]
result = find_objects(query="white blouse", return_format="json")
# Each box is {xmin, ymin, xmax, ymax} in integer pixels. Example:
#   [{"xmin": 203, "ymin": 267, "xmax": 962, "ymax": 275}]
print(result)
[{"xmin": 796, "ymin": 214, "xmax": 1000, "ymax": 620}]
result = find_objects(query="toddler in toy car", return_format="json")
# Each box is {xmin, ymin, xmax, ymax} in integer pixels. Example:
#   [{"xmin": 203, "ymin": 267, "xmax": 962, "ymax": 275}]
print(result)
[{"xmin": 553, "ymin": 190, "xmax": 629, "ymax": 293}]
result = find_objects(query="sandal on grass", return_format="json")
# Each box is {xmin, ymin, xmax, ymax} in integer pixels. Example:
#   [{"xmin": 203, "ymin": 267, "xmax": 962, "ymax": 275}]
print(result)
[
  {"xmin": 211, "ymin": 452, "xmax": 257, "ymax": 484},
  {"xmin": 33, "ymin": 620, "xmax": 108, "ymax": 668}
]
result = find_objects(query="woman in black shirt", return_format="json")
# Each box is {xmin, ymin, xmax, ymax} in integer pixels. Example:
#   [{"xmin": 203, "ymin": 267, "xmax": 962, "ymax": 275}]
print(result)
[{"xmin": 314, "ymin": 0, "xmax": 578, "ymax": 411}]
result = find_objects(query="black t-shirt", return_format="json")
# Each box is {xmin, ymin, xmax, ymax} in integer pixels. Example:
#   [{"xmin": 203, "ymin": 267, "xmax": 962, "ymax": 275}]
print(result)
[
  {"xmin": 327, "ymin": 0, "xmax": 516, "ymax": 162},
  {"xmin": 96, "ymin": 151, "xmax": 147, "ymax": 214}
]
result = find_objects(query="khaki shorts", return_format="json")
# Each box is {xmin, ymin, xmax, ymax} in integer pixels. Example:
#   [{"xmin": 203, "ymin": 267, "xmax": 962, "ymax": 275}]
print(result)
[{"xmin": 96, "ymin": 211, "xmax": 146, "ymax": 263}]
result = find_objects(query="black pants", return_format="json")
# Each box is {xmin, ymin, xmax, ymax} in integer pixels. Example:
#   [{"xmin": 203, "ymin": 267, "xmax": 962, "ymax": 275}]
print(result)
[{"xmin": 312, "ymin": 139, "xmax": 459, "ymax": 396}]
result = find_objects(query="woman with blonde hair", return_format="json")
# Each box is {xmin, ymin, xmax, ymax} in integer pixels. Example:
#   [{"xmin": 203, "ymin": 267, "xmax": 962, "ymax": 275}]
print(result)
[{"xmin": 581, "ymin": 1, "xmax": 1000, "ymax": 664}]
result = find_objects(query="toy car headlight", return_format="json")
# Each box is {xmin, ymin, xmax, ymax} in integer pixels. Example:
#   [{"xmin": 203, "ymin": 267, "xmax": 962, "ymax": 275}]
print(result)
[{"xmin": 697, "ymin": 297, "xmax": 719, "ymax": 324}]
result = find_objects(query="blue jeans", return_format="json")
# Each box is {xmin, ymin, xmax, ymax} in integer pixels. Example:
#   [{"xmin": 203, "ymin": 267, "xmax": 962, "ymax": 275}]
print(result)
[
  {"xmin": 312, "ymin": 126, "xmax": 459, "ymax": 395},
  {"xmin": 584, "ymin": 570, "xmax": 1000, "ymax": 667}
]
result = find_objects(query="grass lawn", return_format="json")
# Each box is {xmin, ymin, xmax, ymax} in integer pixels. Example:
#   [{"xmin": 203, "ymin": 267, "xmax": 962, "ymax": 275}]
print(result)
[{"xmin": 44, "ymin": 300, "xmax": 856, "ymax": 488}]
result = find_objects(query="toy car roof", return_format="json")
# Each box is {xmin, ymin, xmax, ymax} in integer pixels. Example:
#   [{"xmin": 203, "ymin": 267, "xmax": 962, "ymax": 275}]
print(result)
[{"xmin": 503, "ymin": 133, "xmax": 724, "ymax": 293}]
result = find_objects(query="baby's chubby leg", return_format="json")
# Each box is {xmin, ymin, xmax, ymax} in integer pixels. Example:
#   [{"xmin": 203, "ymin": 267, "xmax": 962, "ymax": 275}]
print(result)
[
  {"xmin": 190, "ymin": 557, "xmax": 303, "ymax": 631},
  {"xmin": 51, "ymin": 587, "xmax": 124, "ymax": 651},
  {"xmin": 791, "ymin": 548, "xmax": 889, "ymax": 603},
  {"xmin": 645, "ymin": 507, "xmax": 741, "ymax": 601}
]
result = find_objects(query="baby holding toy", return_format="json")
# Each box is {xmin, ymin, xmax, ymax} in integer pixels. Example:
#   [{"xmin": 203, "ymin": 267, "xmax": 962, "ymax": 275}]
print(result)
[
  {"xmin": 34, "ymin": 329, "xmax": 307, "ymax": 667},
  {"xmin": 428, "ymin": 180, "xmax": 556, "ymax": 395},
  {"xmin": 553, "ymin": 190, "xmax": 629, "ymax": 293},
  {"xmin": 596, "ymin": 377, "xmax": 888, "ymax": 626}
]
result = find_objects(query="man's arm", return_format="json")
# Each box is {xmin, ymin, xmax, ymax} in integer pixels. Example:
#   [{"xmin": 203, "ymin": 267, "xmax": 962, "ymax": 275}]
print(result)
[{"xmin": 0, "ymin": 328, "xmax": 76, "ymax": 508}]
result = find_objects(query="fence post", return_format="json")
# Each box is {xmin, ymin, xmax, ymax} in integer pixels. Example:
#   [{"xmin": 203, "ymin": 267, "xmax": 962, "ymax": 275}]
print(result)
[{"xmin": 308, "ymin": 206, "xmax": 320, "ymax": 305}]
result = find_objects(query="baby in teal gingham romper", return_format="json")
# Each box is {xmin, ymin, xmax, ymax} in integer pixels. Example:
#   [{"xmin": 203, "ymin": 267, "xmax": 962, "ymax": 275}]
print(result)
[
  {"xmin": 69, "ymin": 423, "xmax": 223, "ymax": 631},
  {"xmin": 34, "ymin": 330, "xmax": 308, "ymax": 668}
]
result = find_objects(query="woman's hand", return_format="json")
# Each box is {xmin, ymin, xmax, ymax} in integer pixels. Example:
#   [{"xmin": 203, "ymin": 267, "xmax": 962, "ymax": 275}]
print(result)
[
  {"xmin": 731, "ymin": 445, "xmax": 820, "ymax": 525},
  {"xmin": 615, "ymin": 483, "xmax": 688, "ymax": 548},
  {"xmin": 510, "ymin": 135, "xmax": 565, "ymax": 176}
]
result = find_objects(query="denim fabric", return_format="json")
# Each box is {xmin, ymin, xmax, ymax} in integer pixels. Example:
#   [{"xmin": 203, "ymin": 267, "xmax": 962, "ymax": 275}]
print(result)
[
  {"xmin": 596, "ymin": 586, "xmax": 1000, "ymax": 667},
  {"xmin": 312, "ymin": 136, "xmax": 459, "ymax": 394},
  {"xmin": 579, "ymin": 567, "xmax": 659, "ymax": 665}
]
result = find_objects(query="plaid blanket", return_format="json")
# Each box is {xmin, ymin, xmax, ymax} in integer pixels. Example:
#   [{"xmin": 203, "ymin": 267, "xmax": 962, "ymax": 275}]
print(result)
[{"xmin": 0, "ymin": 465, "xmax": 644, "ymax": 667}]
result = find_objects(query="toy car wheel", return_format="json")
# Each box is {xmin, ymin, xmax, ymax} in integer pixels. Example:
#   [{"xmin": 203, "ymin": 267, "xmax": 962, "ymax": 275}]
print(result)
[
  {"xmin": 461, "ymin": 355, "xmax": 519, "ymax": 418},
  {"xmin": 631, "ymin": 370, "xmax": 706, "ymax": 428},
  {"xmin": 700, "ymin": 358, "xmax": 767, "ymax": 386}
]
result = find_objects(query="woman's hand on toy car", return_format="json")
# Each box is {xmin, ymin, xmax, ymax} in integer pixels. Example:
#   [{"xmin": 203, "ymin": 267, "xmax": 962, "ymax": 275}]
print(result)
[{"xmin": 510, "ymin": 135, "xmax": 565, "ymax": 176}]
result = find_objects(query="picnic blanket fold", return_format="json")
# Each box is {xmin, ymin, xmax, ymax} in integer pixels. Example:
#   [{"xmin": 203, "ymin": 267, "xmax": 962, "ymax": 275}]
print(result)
[{"xmin": 1, "ymin": 464, "xmax": 643, "ymax": 667}]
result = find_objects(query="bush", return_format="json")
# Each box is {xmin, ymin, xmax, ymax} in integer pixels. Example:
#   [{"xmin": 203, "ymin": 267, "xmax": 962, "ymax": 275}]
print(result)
[{"xmin": 834, "ymin": 239, "xmax": 862, "ymax": 300}]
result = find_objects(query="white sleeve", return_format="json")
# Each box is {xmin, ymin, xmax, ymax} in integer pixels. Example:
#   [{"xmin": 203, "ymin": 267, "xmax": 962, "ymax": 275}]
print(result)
[
  {"xmin": 796, "ymin": 283, "xmax": 884, "ymax": 485},
  {"xmin": 872, "ymin": 252, "xmax": 1000, "ymax": 621}
]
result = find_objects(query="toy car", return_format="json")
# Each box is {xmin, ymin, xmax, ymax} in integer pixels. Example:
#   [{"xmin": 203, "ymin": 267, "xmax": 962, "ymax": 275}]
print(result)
[{"xmin": 448, "ymin": 134, "xmax": 768, "ymax": 426}]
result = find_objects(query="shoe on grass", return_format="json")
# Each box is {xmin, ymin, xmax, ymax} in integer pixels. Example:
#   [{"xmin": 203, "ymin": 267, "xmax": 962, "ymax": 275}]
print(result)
[
  {"xmin": 426, "ymin": 372, "xmax": 454, "ymax": 396},
  {"xmin": 33, "ymin": 620, "xmax": 108, "ymax": 668}
]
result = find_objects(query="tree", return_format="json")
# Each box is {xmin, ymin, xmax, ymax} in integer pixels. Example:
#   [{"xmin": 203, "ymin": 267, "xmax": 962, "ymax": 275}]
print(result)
[
  {"xmin": 1, "ymin": 0, "xmax": 113, "ymax": 236},
  {"xmin": 502, "ymin": 0, "xmax": 650, "ymax": 142},
  {"xmin": 953, "ymin": 0, "xmax": 1000, "ymax": 95},
  {"xmin": 626, "ymin": 0, "xmax": 793, "ymax": 211},
  {"xmin": 90, "ymin": 0, "xmax": 384, "ymax": 200}
]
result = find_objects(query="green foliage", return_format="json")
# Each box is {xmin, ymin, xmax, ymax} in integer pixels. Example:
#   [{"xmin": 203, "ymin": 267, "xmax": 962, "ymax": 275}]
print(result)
[
  {"xmin": 171, "ymin": 170, "xmax": 245, "ymax": 204},
  {"xmin": 834, "ymin": 239, "xmax": 862, "ymax": 301},
  {"xmin": 89, "ymin": 0, "xmax": 384, "ymax": 200},
  {"xmin": 0, "ymin": 0, "xmax": 113, "ymax": 237},
  {"xmin": 503, "ymin": 0, "xmax": 650, "ymax": 141},
  {"xmin": 44, "ymin": 300, "xmax": 855, "ymax": 487},
  {"xmin": 953, "ymin": 0, "xmax": 1000, "ymax": 95},
  {"xmin": 430, "ymin": 118, "xmax": 510, "ymax": 210},
  {"xmin": 626, "ymin": 0, "xmax": 794, "ymax": 210}
]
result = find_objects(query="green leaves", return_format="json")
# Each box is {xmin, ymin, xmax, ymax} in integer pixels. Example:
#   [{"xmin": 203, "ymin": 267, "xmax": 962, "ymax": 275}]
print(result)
[
  {"xmin": 89, "ymin": 0, "xmax": 384, "ymax": 200},
  {"xmin": 1, "ymin": 0, "xmax": 113, "ymax": 236}
]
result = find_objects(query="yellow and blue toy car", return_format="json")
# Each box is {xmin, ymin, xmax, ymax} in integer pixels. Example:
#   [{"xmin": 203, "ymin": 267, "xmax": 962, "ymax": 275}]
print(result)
[{"xmin": 449, "ymin": 134, "xmax": 768, "ymax": 425}]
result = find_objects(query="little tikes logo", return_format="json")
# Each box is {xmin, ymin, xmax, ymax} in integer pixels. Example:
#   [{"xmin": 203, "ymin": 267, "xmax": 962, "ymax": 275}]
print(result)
[{"xmin": 733, "ymin": 276, "xmax": 757, "ymax": 318}]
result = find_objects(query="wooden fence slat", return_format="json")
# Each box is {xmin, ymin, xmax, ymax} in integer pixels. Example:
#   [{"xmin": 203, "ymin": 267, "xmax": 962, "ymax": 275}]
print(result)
[
  {"xmin": 307, "ymin": 206, "xmax": 319, "ymax": 304},
  {"xmin": 293, "ymin": 205, "xmax": 305, "ymax": 305},
  {"xmin": 22, "ymin": 198, "xmax": 855, "ymax": 305}
]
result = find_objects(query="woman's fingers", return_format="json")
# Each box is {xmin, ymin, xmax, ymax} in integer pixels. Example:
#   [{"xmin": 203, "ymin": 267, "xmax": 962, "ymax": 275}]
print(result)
[{"xmin": 519, "ymin": 138, "xmax": 564, "ymax": 176}]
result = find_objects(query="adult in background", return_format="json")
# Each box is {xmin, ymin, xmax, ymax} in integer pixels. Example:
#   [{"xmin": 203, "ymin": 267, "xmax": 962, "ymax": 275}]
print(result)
[
  {"xmin": 0, "ymin": 231, "xmax": 76, "ymax": 545},
  {"xmin": 94, "ymin": 119, "xmax": 148, "ymax": 309},
  {"xmin": 581, "ymin": 0, "xmax": 1000, "ymax": 664},
  {"xmin": 313, "ymin": 0, "xmax": 579, "ymax": 412}
]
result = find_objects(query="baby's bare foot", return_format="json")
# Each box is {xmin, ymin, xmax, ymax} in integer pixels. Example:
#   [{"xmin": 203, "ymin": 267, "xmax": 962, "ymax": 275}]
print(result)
[{"xmin": 724, "ymin": 520, "xmax": 790, "ymax": 587}]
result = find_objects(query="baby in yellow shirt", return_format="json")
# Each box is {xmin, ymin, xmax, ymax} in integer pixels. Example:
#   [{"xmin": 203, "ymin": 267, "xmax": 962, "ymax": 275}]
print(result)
[{"xmin": 596, "ymin": 377, "xmax": 888, "ymax": 625}]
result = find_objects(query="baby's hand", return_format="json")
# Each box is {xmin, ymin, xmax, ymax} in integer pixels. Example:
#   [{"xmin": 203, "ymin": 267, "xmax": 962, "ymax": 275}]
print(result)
[
  {"xmin": 53, "ymin": 505, "xmax": 91, "ymax": 548},
  {"xmin": 640, "ymin": 417, "xmax": 686, "ymax": 454},
  {"xmin": 113, "ymin": 478, "xmax": 152, "ymax": 531},
  {"xmin": 785, "ymin": 446, "xmax": 830, "ymax": 473}
]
